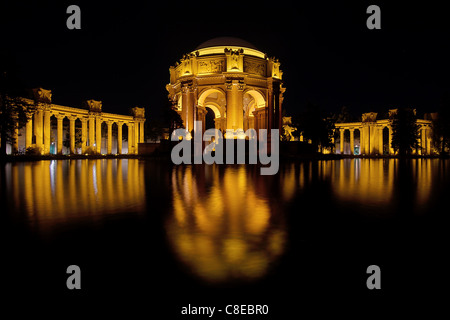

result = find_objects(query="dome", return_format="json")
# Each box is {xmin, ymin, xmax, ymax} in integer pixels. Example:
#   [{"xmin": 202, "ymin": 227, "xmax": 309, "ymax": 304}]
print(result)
[
  {"xmin": 193, "ymin": 37, "xmax": 265, "ymax": 59},
  {"xmin": 195, "ymin": 37, "xmax": 258, "ymax": 50}
]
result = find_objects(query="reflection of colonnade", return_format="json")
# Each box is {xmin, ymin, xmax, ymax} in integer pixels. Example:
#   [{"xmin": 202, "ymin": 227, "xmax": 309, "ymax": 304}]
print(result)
[
  {"xmin": 8, "ymin": 159, "xmax": 145, "ymax": 230},
  {"xmin": 12, "ymin": 88, "xmax": 145, "ymax": 155},
  {"xmin": 335, "ymin": 111, "xmax": 433, "ymax": 156}
]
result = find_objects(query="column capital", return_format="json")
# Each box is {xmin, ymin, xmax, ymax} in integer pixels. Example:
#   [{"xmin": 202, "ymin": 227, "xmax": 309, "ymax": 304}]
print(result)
[
  {"xmin": 106, "ymin": 120, "xmax": 114, "ymax": 126},
  {"xmin": 54, "ymin": 113, "xmax": 65, "ymax": 120},
  {"xmin": 225, "ymin": 79, "xmax": 245, "ymax": 91},
  {"xmin": 68, "ymin": 115, "xmax": 78, "ymax": 121},
  {"xmin": 80, "ymin": 117, "xmax": 88, "ymax": 123},
  {"xmin": 26, "ymin": 112, "xmax": 34, "ymax": 120}
]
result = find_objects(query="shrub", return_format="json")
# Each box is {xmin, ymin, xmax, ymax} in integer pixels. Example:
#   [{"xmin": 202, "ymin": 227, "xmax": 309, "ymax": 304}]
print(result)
[
  {"xmin": 84, "ymin": 146, "xmax": 97, "ymax": 155},
  {"xmin": 25, "ymin": 146, "xmax": 42, "ymax": 156}
]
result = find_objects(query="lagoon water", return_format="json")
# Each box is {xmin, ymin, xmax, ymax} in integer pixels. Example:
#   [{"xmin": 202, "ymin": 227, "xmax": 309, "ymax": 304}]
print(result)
[{"xmin": 1, "ymin": 158, "xmax": 448, "ymax": 315}]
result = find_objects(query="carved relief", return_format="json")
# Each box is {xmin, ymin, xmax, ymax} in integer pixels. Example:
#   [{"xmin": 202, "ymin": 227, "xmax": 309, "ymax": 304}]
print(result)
[
  {"xmin": 132, "ymin": 107, "xmax": 145, "ymax": 119},
  {"xmin": 224, "ymin": 48, "xmax": 243, "ymax": 72},
  {"xmin": 32, "ymin": 88, "xmax": 52, "ymax": 103},
  {"xmin": 198, "ymin": 59, "xmax": 224, "ymax": 73},
  {"xmin": 270, "ymin": 58, "xmax": 282, "ymax": 79},
  {"xmin": 85, "ymin": 99, "xmax": 102, "ymax": 113},
  {"xmin": 362, "ymin": 112, "xmax": 378, "ymax": 122},
  {"xmin": 244, "ymin": 61, "xmax": 265, "ymax": 76}
]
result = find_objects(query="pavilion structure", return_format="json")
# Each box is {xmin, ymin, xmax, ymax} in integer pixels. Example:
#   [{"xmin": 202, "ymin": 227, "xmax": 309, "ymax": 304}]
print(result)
[
  {"xmin": 334, "ymin": 110, "xmax": 433, "ymax": 155},
  {"xmin": 166, "ymin": 37, "xmax": 285, "ymax": 138},
  {"xmin": 11, "ymin": 88, "xmax": 145, "ymax": 155}
]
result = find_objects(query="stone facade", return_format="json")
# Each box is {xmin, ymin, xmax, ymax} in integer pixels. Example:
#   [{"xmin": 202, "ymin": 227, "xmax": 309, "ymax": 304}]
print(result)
[
  {"xmin": 334, "ymin": 110, "xmax": 433, "ymax": 155},
  {"xmin": 166, "ymin": 38, "xmax": 285, "ymax": 138},
  {"xmin": 13, "ymin": 88, "xmax": 145, "ymax": 155}
]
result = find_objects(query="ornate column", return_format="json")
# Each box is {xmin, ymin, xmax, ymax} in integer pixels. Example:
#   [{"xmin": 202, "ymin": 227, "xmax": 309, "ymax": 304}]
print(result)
[
  {"xmin": 32, "ymin": 88, "xmax": 52, "ymax": 153},
  {"xmin": 426, "ymin": 127, "xmax": 431, "ymax": 155},
  {"xmin": 249, "ymin": 116, "xmax": 255, "ymax": 131},
  {"xmin": 96, "ymin": 116, "xmax": 102, "ymax": 154},
  {"xmin": 278, "ymin": 85, "xmax": 286, "ymax": 131},
  {"xmin": 349, "ymin": 128, "xmax": 355, "ymax": 155},
  {"xmin": 267, "ymin": 80, "xmax": 273, "ymax": 131},
  {"xmin": 85, "ymin": 100, "xmax": 102, "ymax": 152},
  {"xmin": 369, "ymin": 124, "xmax": 376, "ymax": 155},
  {"xmin": 359, "ymin": 127, "xmax": 364, "ymax": 155},
  {"xmin": 12, "ymin": 117, "xmax": 19, "ymax": 154},
  {"xmin": 68, "ymin": 115, "xmax": 77, "ymax": 154},
  {"xmin": 134, "ymin": 121, "xmax": 139, "ymax": 154},
  {"xmin": 181, "ymin": 83, "xmax": 195, "ymax": 133},
  {"xmin": 340, "ymin": 128, "xmax": 345, "ymax": 154},
  {"xmin": 420, "ymin": 127, "xmax": 426, "ymax": 155},
  {"xmin": 25, "ymin": 113, "xmax": 33, "ymax": 149},
  {"xmin": 226, "ymin": 79, "xmax": 245, "ymax": 132},
  {"xmin": 80, "ymin": 118, "xmax": 87, "ymax": 153},
  {"xmin": 43, "ymin": 107, "xmax": 51, "ymax": 154},
  {"xmin": 107, "ymin": 120, "xmax": 113, "ymax": 155},
  {"xmin": 55, "ymin": 114, "xmax": 65, "ymax": 154},
  {"xmin": 131, "ymin": 107, "xmax": 145, "ymax": 153},
  {"xmin": 388, "ymin": 125, "xmax": 394, "ymax": 155},
  {"xmin": 378, "ymin": 127, "xmax": 384, "ymax": 155},
  {"xmin": 181, "ymin": 85, "xmax": 188, "ymax": 131},
  {"xmin": 364, "ymin": 126, "xmax": 371, "ymax": 155},
  {"xmin": 126, "ymin": 123, "xmax": 134, "ymax": 154},
  {"xmin": 34, "ymin": 107, "xmax": 43, "ymax": 152},
  {"xmin": 117, "ymin": 121, "xmax": 123, "ymax": 154},
  {"xmin": 139, "ymin": 120, "xmax": 145, "ymax": 143}
]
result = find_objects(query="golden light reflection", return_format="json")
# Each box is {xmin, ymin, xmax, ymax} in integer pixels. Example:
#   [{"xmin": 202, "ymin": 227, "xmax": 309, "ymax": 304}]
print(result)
[
  {"xmin": 5, "ymin": 159, "xmax": 146, "ymax": 232},
  {"xmin": 166, "ymin": 165, "xmax": 286, "ymax": 284},
  {"xmin": 328, "ymin": 159, "xmax": 395, "ymax": 210}
]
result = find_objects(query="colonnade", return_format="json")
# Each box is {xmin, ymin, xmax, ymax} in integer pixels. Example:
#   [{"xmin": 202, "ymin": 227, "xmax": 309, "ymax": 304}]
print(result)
[
  {"xmin": 335, "ymin": 118, "xmax": 433, "ymax": 156},
  {"xmin": 11, "ymin": 89, "xmax": 145, "ymax": 155}
]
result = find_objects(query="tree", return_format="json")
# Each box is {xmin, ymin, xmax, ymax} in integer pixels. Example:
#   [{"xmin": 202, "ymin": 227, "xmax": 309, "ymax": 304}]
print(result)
[
  {"xmin": 162, "ymin": 100, "xmax": 184, "ymax": 134},
  {"xmin": 333, "ymin": 106, "xmax": 356, "ymax": 145},
  {"xmin": 390, "ymin": 108, "xmax": 420, "ymax": 156},
  {"xmin": 432, "ymin": 95, "xmax": 450, "ymax": 155},
  {"xmin": 0, "ymin": 66, "xmax": 35, "ymax": 157},
  {"xmin": 146, "ymin": 118, "xmax": 164, "ymax": 142},
  {"xmin": 63, "ymin": 126, "xmax": 83, "ymax": 150},
  {"xmin": 296, "ymin": 102, "xmax": 335, "ymax": 152},
  {"xmin": 335, "ymin": 106, "xmax": 354, "ymax": 123}
]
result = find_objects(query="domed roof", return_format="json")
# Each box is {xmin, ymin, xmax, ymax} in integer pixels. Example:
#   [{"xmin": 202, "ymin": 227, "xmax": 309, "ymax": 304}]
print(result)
[{"xmin": 196, "ymin": 37, "xmax": 258, "ymax": 50}]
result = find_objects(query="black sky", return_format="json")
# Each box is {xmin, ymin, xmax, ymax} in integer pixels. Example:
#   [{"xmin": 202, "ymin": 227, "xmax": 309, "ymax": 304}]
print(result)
[{"xmin": 1, "ymin": 0, "xmax": 449, "ymax": 120}]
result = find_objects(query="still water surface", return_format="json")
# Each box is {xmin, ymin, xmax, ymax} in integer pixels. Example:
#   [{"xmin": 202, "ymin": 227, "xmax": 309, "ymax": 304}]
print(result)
[
  {"xmin": 1, "ymin": 158, "xmax": 448, "ymax": 320},
  {"xmin": 2, "ymin": 158, "xmax": 448, "ymax": 286}
]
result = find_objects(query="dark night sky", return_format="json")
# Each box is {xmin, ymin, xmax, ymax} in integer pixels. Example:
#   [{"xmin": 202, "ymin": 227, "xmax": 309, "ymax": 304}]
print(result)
[{"xmin": 1, "ymin": 0, "xmax": 449, "ymax": 120}]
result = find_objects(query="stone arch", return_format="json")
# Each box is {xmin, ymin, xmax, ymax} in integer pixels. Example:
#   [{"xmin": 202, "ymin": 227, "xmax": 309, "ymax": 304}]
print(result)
[
  {"xmin": 198, "ymin": 87, "xmax": 226, "ymax": 107},
  {"xmin": 244, "ymin": 100, "xmax": 256, "ymax": 117},
  {"xmin": 204, "ymin": 102, "xmax": 222, "ymax": 118},
  {"xmin": 244, "ymin": 89, "xmax": 266, "ymax": 108},
  {"xmin": 204, "ymin": 102, "xmax": 224, "ymax": 131},
  {"xmin": 197, "ymin": 89, "xmax": 226, "ymax": 132},
  {"xmin": 243, "ymin": 89, "xmax": 265, "ymax": 131}
]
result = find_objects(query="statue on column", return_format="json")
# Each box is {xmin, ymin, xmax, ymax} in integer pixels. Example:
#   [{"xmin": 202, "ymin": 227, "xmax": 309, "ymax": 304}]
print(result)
[{"xmin": 282, "ymin": 117, "xmax": 297, "ymax": 141}]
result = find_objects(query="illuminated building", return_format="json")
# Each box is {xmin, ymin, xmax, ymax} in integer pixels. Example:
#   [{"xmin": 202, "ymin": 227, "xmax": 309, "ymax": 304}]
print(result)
[
  {"xmin": 166, "ymin": 37, "xmax": 285, "ymax": 136},
  {"xmin": 12, "ymin": 88, "xmax": 145, "ymax": 155},
  {"xmin": 334, "ymin": 110, "xmax": 433, "ymax": 155}
]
